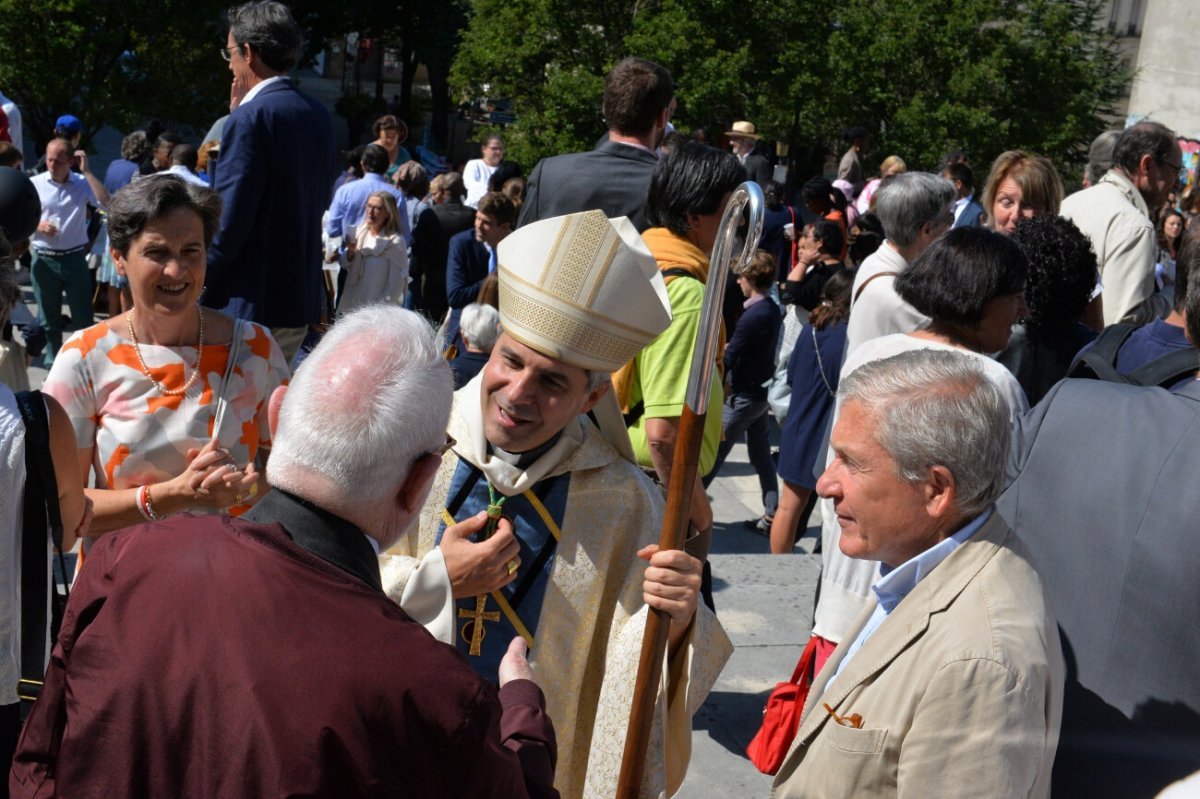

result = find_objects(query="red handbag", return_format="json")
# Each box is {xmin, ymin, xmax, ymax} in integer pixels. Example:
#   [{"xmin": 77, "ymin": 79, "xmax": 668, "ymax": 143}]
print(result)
[{"xmin": 745, "ymin": 636, "xmax": 819, "ymax": 775}]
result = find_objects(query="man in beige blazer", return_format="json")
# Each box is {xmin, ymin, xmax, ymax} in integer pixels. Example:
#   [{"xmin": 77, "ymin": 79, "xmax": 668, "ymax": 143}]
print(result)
[{"xmin": 772, "ymin": 349, "xmax": 1064, "ymax": 798}]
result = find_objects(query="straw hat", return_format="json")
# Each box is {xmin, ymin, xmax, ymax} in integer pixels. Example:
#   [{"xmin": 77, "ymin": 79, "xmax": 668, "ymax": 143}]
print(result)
[{"xmin": 725, "ymin": 120, "xmax": 760, "ymax": 140}]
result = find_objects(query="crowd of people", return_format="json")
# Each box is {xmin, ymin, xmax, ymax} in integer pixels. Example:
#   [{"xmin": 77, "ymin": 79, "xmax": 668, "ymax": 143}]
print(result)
[{"xmin": 1, "ymin": 1, "xmax": 1199, "ymax": 796}]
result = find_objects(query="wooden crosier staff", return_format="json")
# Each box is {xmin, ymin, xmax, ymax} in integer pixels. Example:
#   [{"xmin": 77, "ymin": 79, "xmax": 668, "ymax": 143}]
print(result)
[{"xmin": 616, "ymin": 181, "xmax": 765, "ymax": 797}]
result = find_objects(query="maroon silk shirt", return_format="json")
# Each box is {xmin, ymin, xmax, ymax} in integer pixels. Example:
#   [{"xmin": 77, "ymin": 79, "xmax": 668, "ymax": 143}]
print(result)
[{"xmin": 11, "ymin": 492, "xmax": 558, "ymax": 798}]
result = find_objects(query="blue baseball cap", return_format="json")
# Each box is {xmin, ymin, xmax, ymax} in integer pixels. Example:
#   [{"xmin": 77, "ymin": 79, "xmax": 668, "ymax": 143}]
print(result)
[{"xmin": 55, "ymin": 114, "xmax": 83, "ymax": 135}]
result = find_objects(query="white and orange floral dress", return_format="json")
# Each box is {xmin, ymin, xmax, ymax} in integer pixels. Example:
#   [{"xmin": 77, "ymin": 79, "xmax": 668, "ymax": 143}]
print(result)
[{"xmin": 43, "ymin": 320, "xmax": 290, "ymax": 518}]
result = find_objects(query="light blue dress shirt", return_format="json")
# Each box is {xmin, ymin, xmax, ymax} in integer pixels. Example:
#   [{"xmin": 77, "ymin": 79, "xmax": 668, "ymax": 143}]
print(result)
[
  {"xmin": 326, "ymin": 172, "xmax": 412, "ymax": 244},
  {"xmin": 831, "ymin": 507, "xmax": 994, "ymax": 681}
]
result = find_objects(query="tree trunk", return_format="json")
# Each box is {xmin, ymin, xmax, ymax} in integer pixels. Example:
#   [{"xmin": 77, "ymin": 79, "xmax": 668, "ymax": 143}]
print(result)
[
  {"xmin": 427, "ymin": 59, "xmax": 450, "ymax": 151},
  {"xmin": 374, "ymin": 39, "xmax": 386, "ymax": 108},
  {"xmin": 398, "ymin": 42, "xmax": 416, "ymax": 121}
]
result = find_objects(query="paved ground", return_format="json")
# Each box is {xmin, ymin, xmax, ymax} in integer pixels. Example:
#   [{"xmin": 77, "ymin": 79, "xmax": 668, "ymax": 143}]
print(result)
[{"xmin": 677, "ymin": 434, "xmax": 823, "ymax": 797}]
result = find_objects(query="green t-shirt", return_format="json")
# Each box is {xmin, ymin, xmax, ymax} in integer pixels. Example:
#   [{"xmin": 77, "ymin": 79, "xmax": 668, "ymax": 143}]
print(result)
[{"xmin": 628, "ymin": 276, "xmax": 724, "ymax": 476}]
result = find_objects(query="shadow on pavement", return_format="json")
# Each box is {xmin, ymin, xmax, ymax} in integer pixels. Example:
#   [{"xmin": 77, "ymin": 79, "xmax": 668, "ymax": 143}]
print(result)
[{"xmin": 693, "ymin": 688, "xmax": 773, "ymax": 758}]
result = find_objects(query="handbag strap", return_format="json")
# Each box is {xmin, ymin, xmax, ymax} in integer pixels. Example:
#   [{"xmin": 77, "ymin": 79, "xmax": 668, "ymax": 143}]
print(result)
[
  {"xmin": 811, "ymin": 325, "xmax": 837, "ymax": 399},
  {"xmin": 212, "ymin": 318, "xmax": 245, "ymax": 439},
  {"xmin": 789, "ymin": 207, "xmax": 798, "ymax": 267},
  {"xmin": 16, "ymin": 390, "xmax": 68, "ymax": 711},
  {"xmin": 788, "ymin": 635, "xmax": 820, "ymax": 685},
  {"xmin": 852, "ymin": 270, "xmax": 900, "ymax": 306}
]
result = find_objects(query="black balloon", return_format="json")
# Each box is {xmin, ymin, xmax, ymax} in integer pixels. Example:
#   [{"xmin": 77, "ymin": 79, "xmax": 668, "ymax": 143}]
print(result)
[{"xmin": 0, "ymin": 166, "xmax": 41, "ymax": 242}]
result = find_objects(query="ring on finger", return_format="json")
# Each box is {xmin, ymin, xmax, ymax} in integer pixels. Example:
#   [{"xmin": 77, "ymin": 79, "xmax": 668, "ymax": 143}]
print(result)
[{"xmin": 506, "ymin": 559, "xmax": 519, "ymax": 576}]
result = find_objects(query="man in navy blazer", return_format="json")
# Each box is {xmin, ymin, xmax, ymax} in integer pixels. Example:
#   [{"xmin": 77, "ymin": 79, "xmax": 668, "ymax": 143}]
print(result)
[
  {"xmin": 944, "ymin": 162, "xmax": 985, "ymax": 228},
  {"xmin": 444, "ymin": 191, "xmax": 515, "ymax": 344},
  {"xmin": 997, "ymin": 261, "xmax": 1200, "ymax": 796},
  {"xmin": 205, "ymin": 0, "xmax": 334, "ymax": 362},
  {"xmin": 518, "ymin": 58, "xmax": 673, "ymax": 232}
]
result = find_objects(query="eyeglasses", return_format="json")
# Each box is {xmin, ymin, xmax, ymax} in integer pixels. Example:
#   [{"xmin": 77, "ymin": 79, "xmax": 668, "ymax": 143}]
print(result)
[
  {"xmin": 428, "ymin": 434, "xmax": 456, "ymax": 458},
  {"xmin": 219, "ymin": 44, "xmax": 242, "ymax": 62},
  {"xmin": 1160, "ymin": 158, "xmax": 1183, "ymax": 172}
]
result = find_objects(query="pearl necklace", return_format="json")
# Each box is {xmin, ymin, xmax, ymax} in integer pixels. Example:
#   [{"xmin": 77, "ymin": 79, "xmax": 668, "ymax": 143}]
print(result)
[{"xmin": 126, "ymin": 307, "xmax": 205, "ymax": 397}]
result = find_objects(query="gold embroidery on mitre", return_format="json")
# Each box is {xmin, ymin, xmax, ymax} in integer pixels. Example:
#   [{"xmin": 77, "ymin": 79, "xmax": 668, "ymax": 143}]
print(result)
[
  {"xmin": 548, "ymin": 212, "xmax": 609, "ymax": 301},
  {"xmin": 501, "ymin": 289, "xmax": 644, "ymax": 368}
]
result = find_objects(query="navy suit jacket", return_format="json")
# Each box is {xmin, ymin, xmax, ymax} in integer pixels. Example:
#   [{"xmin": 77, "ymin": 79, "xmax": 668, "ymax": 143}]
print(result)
[
  {"xmin": 952, "ymin": 198, "xmax": 985, "ymax": 228},
  {"xmin": 444, "ymin": 228, "xmax": 490, "ymax": 342},
  {"xmin": 518, "ymin": 140, "xmax": 658, "ymax": 231},
  {"xmin": 998, "ymin": 378, "xmax": 1200, "ymax": 796},
  {"xmin": 205, "ymin": 79, "xmax": 334, "ymax": 327}
]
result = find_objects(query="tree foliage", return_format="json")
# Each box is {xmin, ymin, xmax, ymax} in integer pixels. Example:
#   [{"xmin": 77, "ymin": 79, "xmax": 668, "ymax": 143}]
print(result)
[
  {"xmin": 821, "ymin": 0, "xmax": 1125, "ymax": 175},
  {"xmin": 451, "ymin": 0, "xmax": 1124, "ymax": 177},
  {"xmin": 0, "ymin": 0, "xmax": 230, "ymax": 149}
]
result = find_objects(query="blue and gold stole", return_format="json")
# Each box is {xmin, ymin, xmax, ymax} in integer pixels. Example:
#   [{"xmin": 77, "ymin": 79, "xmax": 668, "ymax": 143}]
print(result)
[{"xmin": 434, "ymin": 457, "xmax": 570, "ymax": 684}]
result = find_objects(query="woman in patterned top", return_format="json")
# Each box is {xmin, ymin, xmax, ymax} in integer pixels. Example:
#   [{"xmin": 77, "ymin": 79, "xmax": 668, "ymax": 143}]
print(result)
[{"xmin": 43, "ymin": 175, "xmax": 290, "ymax": 536}]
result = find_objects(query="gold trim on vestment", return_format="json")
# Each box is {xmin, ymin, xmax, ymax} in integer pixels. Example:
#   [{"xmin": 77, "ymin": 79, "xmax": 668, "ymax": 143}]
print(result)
[{"xmin": 441, "ymin": 487, "xmax": 564, "ymax": 651}]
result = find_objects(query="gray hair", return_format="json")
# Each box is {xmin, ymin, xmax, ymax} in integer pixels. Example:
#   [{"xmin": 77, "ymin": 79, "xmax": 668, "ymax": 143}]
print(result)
[
  {"xmin": 839, "ymin": 349, "xmax": 1010, "ymax": 516},
  {"xmin": 1113, "ymin": 120, "xmax": 1177, "ymax": 175},
  {"xmin": 1085, "ymin": 130, "xmax": 1121, "ymax": 185},
  {"xmin": 460, "ymin": 303, "xmax": 499, "ymax": 351},
  {"xmin": 875, "ymin": 172, "xmax": 956, "ymax": 248},
  {"xmin": 107, "ymin": 175, "xmax": 222, "ymax": 255},
  {"xmin": 121, "ymin": 130, "xmax": 150, "ymax": 162},
  {"xmin": 583, "ymin": 370, "xmax": 612, "ymax": 392},
  {"xmin": 226, "ymin": 0, "xmax": 302, "ymax": 73},
  {"xmin": 269, "ymin": 306, "xmax": 453, "ymax": 507}
]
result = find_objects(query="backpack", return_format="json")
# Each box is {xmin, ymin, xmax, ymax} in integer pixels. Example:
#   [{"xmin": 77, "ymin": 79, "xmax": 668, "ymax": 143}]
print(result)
[{"xmin": 1066, "ymin": 323, "xmax": 1200, "ymax": 388}]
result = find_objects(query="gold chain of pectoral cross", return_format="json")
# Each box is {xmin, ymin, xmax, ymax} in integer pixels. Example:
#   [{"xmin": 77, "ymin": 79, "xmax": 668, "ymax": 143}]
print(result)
[{"xmin": 442, "ymin": 484, "xmax": 563, "ymax": 656}]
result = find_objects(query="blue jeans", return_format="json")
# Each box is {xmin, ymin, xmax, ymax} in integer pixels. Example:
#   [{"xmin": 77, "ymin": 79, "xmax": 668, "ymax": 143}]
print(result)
[
  {"xmin": 30, "ymin": 249, "xmax": 93, "ymax": 367},
  {"xmin": 706, "ymin": 393, "xmax": 779, "ymax": 517}
]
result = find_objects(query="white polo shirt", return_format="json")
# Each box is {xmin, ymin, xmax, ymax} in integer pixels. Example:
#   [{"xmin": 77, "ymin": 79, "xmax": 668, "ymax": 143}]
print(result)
[{"xmin": 30, "ymin": 171, "xmax": 98, "ymax": 252}]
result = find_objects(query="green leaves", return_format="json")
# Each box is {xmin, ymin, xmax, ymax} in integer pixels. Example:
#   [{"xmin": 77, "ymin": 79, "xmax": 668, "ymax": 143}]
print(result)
[
  {"xmin": 0, "ymin": 0, "xmax": 227, "ymax": 148},
  {"xmin": 450, "ymin": 0, "xmax": 1123, "ymax": 178}
]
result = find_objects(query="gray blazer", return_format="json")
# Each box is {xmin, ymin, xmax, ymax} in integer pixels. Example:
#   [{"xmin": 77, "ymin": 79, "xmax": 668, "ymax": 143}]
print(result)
[
  {"xmin": 998, "ymin": 378, "xmax": 1200, "ymax": 797},
  {"xmin": 518, "ymin": 140, "xmax": 658, "ymax": 231}
]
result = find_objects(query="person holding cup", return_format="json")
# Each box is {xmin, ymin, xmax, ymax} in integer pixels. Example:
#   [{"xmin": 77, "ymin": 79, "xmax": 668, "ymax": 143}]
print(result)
[{"xmin": 29, "ymin": 137, "xmax": 110, "ymax": 366}]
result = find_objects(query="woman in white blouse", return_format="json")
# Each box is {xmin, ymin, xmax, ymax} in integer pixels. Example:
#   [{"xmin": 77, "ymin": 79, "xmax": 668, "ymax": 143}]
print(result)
[{"xmin": 338, "ymin": 191, "xmax": 409, "ymax": 314}]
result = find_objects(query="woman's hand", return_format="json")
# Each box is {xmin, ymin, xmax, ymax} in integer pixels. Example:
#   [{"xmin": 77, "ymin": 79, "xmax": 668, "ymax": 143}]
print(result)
[{"xmin": 162, "ymin": 439, "xmax": 257, "ymax": 512}]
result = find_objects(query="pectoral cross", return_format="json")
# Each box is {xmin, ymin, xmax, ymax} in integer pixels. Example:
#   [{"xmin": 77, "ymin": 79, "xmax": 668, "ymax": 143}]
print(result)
[{"xmin": 458, "ymin": 594, "xmax": 501, "ymax": 656}]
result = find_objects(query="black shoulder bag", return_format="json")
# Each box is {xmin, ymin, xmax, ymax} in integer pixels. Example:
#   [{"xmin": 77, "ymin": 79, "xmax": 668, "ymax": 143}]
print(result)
[{"xmin": 15, "ymin": 390, "xmax": 69, "ymax": 720}]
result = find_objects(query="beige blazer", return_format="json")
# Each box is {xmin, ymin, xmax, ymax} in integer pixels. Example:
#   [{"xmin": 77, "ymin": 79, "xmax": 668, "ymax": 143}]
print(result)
[{"xmin": 772, "ymin": 513, "xmax": 1064, "ymax": 798}]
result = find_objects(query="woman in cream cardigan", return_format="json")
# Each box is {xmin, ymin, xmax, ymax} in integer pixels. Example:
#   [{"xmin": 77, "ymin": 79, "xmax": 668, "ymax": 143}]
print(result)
[{"xmin": 338, "ymin": 191, "xmax": 409, "ymax": 313}]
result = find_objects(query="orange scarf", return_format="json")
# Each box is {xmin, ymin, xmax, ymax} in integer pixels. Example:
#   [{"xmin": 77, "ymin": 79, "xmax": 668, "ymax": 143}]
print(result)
[{"xmin": 613, "ymin": 227, "xmax": 726, "ymax": 414}]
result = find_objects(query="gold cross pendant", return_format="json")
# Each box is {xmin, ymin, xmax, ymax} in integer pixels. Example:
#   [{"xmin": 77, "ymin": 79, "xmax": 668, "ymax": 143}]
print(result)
[{"xmin": 458, "ymin": 594, "xmax": 501, "ymax": 656}]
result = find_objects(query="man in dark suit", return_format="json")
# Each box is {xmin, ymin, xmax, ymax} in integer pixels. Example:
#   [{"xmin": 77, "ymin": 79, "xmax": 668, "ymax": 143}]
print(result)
[
  {"xmin": 726, "ymin": 121, "xmax": 772, "ymax": 189},
  {"xmin": 944, "ymin": 161, "xmax": 984, "ymax": 228},
  {"xmin": 518, "ymin": 58, "xmax": 673, "ymax": 232},
  {"xmin": 204, "ymin": 0, "xmax": 335, "ymax": 363},
  {"xmin": 445, "ymin": 191, "xmax": 515, "ymax": 343},
  {"xmin": 424, "ymin": 171, "xmax": 476, "ymax": 323},
  {"xmin": 997, "ymin": 269, "xmax": 1200, "ymax": 797}
]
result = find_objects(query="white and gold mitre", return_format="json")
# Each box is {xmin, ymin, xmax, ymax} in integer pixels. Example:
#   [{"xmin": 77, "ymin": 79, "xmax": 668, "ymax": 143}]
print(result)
[{"xmin": 496, "ymin": 210, "xmax": 672, "ymax": 372}]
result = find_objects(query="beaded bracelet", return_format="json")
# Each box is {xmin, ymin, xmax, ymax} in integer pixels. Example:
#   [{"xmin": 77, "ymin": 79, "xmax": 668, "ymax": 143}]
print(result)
[{"xmin": 137, "ymin": 484, "xmax": 161, "ymax": 521}]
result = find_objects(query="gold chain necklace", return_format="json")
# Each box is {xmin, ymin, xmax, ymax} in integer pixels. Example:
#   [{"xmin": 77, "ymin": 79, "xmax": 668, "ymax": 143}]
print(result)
[{"xmin": 126, "ymin": 306, "xmax": 205, "ymax": 397}]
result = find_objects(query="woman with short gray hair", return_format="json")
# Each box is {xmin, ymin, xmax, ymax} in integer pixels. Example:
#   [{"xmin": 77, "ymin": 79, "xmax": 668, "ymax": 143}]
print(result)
[
  {"xmin": 449, "ymin": 302, "xmax": 499, "ymax": 388},
  {"xmin": 42, "ymin": 175, "xmax": 290, "ymax": 537}
]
